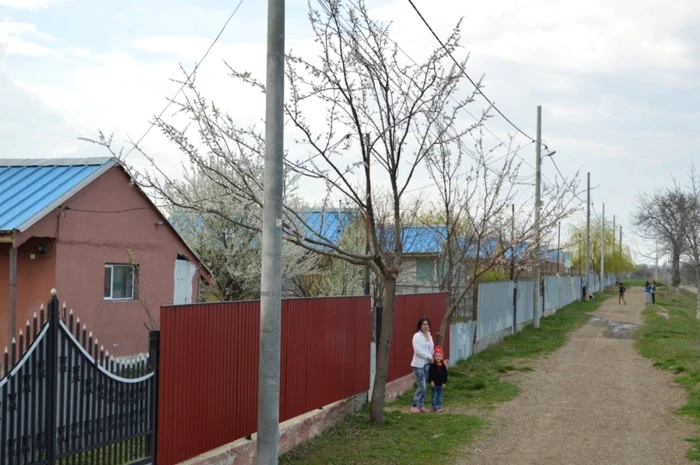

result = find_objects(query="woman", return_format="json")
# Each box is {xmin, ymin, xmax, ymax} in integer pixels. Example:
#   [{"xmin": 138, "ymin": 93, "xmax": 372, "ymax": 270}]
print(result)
[
  {"xmin": 410, "ymin": 317, "xmax": 434, "ymax": 413},
  {"xmin": 645, "ymin": 281, "xmax": 652, "ymax": 304},
  {"xmin": 651, "ymin": 280, "xmax": 657, "ymax": 305}
]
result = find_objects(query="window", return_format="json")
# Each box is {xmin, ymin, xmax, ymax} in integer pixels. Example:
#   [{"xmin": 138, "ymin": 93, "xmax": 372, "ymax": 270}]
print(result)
[
  {"xmin": 104, "ymin": 264, "xmax": 137, "ymax": 300},
  {"xmin": 416, "ymin": 258, "xmax": 436, "ymax": 283}
]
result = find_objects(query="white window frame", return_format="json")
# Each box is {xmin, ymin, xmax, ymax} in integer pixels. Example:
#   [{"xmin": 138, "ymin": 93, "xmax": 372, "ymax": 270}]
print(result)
[{"xmin": 104, "ymin": 264, "xmax": 136, "ymax": 301}]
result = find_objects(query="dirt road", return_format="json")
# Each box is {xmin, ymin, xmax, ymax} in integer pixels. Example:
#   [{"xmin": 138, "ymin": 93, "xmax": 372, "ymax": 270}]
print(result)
[{"xmin": 462, "ymin": 287, "xmax": 696, "ymax": 465}]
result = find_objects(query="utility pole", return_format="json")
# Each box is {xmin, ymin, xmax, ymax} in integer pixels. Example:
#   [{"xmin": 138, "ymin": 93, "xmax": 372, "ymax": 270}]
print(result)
[
  {"xmin": 619, "ymin": 226, "xmax": 623, "ymax": 259},
  {"xmin": 533, "ymin": 105, "xmax": 542, "ymax": 329},
  {"xmin": 578, "ymin": 233, "xmax": 582, "ymax": 276},
  {"xmin": 258, "ymin": 0, "xmax": 285, "ymax": 463},
  {"xmin": 600, "ymin": 203, "xmax": 605, "ymax": 289},
  {"xmin": 612, "ymin": 215, "xmax": 616, "ymax": 264},
  {"xmin": 556, "ymin": 222, "xmax": 561, "ymax": 275},
  {"xmin": 510, "ymin": 204, "xmax": 515, "ymax": 280},
  {"xmin": 584, "ymin": 172, "xmax": 591, "ymax": 301},
  {"xmin": 364, "ymin": 132, "xmax": 371, "ymax": 298},
  {"xmin": 655, "ymin": 244, "xmax": 659, "ymax": 281}
]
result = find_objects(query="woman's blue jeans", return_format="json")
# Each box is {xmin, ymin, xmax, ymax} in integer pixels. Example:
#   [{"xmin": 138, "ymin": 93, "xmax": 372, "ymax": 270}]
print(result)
[{"xmin": 412, "ymin": 363, "xmax": 430, "ymax": 408}]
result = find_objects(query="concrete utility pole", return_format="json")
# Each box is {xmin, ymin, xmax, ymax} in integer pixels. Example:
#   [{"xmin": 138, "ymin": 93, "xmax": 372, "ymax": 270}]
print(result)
[
  {"xmin": 655, "ymin": 244, "xmax": 659, "ymax": 281},
  {"xmin": 258, "ymin": 0, "xmax": 285, "ymax": 463},
  {"xmin": 612, "ymin": 215, "xmax": 616, "ymax": 261},
  {"xmin": 557, "ymin": 222, "xmax": 561, "ymax": 275},
  {"xmin": 364, "ymin": 132, "xmax": 371, "ymax": 298},
  {"xmin": 600, "ymin": 203, "xmax": 605, "ymax": 289},
  {"xmin": 619, "ymin": 226, "xmax": 623, "ymax": 258},
  {"xmin": 533, "ymin": 105, "xmax": 542, "ymax": 329},
  {"xmin": 584, "ymin": 173, "xmax": 591, "ymax": 301},
  {"xmin": 510, "ymin": 204, "xmax": 515, "ymax": 280}
]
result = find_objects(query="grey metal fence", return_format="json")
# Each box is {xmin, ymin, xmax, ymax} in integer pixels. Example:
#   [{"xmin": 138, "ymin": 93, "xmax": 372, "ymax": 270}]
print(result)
[{"xmin": 450, "ymin": 273, "xmax": 617, "ymax": 363}]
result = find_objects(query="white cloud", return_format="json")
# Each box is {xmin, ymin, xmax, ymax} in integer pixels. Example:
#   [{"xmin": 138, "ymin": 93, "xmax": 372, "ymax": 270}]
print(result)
[
  {"xmin": 0, "ymin": 21, "xmax": 55, "ymax": 56},
  {"xmin": 0, "ymin": 0, "xmax": 59, "ymax": 10}
]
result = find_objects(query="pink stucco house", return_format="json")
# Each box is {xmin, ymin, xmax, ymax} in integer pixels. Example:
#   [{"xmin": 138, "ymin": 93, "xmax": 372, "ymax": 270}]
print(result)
[{"xmin": 0, "ymin": 157, "xmax": 207, "ymax": 356}]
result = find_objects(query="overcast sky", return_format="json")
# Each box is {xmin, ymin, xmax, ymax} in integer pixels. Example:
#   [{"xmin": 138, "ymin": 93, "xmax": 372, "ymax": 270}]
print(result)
[{"xmin": 2, "ymin": 0, "xmax": 699, "ymax": 263}]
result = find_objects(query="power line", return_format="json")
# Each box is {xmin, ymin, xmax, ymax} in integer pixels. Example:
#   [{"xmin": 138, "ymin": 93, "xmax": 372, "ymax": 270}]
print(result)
[
  {"xmin": 123, "ymin": 0, "xmax": 245, "ymax": 160},
  {"xmin": 405, "ymin": 0, "xmax": 545, "ymax": 150},
  {"xmin": 339, "ymin": 0, "xmax": 551, "ymax": 182}
]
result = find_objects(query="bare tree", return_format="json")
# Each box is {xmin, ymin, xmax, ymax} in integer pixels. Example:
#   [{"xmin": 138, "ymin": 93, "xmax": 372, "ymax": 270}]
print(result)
[
  {"xmin": 89, "ymin": 0, "xmax": 488, "ymax": 423},
  {"xmin": 422, "ymin": 132, "xmax": 579, "ymax": 346},
  {"xmin": 633, "ymin": 185, "xmax": 694, "ymax": 290},
  {"xmin": 682, "ymin": 166, "xmax": 700, "ymax": 320}
]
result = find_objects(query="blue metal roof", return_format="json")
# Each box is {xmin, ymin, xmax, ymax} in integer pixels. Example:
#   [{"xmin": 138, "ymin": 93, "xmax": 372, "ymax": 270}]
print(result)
[{"xmin": 0, "ymin": 158, "xmax": 114, "ymax": 232}]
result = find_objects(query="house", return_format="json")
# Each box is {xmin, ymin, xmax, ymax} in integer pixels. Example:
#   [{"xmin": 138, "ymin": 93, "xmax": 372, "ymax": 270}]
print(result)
[
  {"xmin": 0, "ymin": 157, "xmax": 207, "ymax": 356},
  {"xmin": 294, "ymin": 211, "xmax": 446, "ymax": 294}
]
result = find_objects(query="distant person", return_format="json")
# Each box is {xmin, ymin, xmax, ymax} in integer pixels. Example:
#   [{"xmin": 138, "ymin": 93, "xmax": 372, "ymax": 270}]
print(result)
[
  {"xmin": 410, "ymin": 317, "xmax": 434, "ymax": 413},
  {"xmin": 429, "ymin": 345, "xmax": 448, "ymax": 413},
  {"xmin": 618, "ymin": 281, "xmax": 627, "ymax": 305},
  {"xmin": 651, "ymin": 280, "xmax": 657, "ymax": 305},
  {"xmin": 645, "ymin": 281, "xmax": 652, "ymax": 304}
]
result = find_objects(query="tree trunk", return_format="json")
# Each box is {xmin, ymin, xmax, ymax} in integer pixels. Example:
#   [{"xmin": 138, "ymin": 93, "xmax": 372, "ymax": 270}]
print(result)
[
  {"xmin": 369, "ymin": 275, "xmax": 396, "ymax": 424},
  {"xmin": 672, "ymin": 249, "xmax": 682, "ymax": 291},
  {"xmin": 696, "ymin": 268, "xmax": 700, "ymax": 321},
  {"xmin": 437, "ymin": 292, "xmax": 451, "ymax": 347}
]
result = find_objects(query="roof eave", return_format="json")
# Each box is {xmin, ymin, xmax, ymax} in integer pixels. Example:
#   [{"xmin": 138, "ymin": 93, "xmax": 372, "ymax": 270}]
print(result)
[{"xmin": 13, "ymin": 159, "xmax": 118, "ymax": 233}]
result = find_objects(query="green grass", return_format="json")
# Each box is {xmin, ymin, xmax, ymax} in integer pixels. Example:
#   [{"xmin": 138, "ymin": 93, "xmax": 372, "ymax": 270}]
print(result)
[
  {"xmin": 280, "ymin": 289, "xmax": 617, "ymax": 465},
  {"xmin": 636, "ymin": 289, "xmax": 700, "ymax": 461},
  {"xmin": 622, "ymin": 279, "xmax": 666, "ymax": 288}
]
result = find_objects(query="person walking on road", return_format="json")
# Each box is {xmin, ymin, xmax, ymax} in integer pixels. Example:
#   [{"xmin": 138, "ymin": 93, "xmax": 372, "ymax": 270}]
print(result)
[
  {"xmin": 410, "ymin": 317, "xmax": 434, "ymax": 413},
  {"xmin": 651, "ymin": 280, "xmax": 657, "ymax": 305},
  {"xmin": 618, "ymin": 281, "xmax": 627, "ymax": 305},
  {"xmin": 645, "ymin": 281, "xmax": 652, "ymax": 304}
]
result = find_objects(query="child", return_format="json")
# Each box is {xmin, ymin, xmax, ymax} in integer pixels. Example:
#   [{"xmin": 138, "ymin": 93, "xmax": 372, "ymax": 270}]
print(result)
[
  {"xmin": 429, "ymin": 345, "xmax": 448, "ymax": 413},
  {"xmin": 618, "ymin": 281, "xmax": 626, "ymax": 305}
]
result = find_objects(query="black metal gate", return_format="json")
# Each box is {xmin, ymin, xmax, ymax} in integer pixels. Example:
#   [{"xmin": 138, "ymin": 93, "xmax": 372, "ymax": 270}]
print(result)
[{"xmin": 0, "ymin": 291, "xmax": 158, "ymax": 465}]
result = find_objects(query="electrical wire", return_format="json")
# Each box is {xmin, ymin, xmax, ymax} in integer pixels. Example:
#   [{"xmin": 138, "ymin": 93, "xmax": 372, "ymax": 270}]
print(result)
[
  {"xmin": 123, "ymin": 0, "xmax": 245, "ymax": 160},
  {"xmin": 338, "ymin": 0, "xmax": 551, "ymax": 182},
  {"xmin": 405, "ymin": 0, "xmax": 546, "ymax": 150}
]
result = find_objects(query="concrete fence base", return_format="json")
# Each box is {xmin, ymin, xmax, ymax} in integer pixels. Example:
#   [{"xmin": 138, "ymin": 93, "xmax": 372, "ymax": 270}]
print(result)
[{"xmin": 180, "ymin": 374, "xmax": 417, "ymax": 465}]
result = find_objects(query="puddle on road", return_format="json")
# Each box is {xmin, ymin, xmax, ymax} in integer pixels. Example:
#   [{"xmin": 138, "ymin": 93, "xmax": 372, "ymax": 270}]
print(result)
[{"xmin": 589, "ymin": 314, "xmax": 639, "ymax": 339}]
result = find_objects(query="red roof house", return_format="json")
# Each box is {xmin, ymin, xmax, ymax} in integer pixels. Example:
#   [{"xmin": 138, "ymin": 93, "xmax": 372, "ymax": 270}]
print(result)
[{"xmin": 0, "ymin": 157, "xmax": 207, "ymax": 356}]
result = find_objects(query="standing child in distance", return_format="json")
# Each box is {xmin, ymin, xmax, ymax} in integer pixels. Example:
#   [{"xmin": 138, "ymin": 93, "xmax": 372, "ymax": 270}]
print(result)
[
  {"xmin": 618, "ymin": 281, "xmax": 626, "ymax": 305},
  {"xmin": 429, "ymin": 345, "xmax": 448, "ymax": 413}
]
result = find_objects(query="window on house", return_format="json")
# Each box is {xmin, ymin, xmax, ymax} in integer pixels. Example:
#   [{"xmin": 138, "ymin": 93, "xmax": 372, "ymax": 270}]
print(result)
[
  {"xmin": 416, "ymin": 258, "xmax": 436, "ymax": 283},
  {"xmin": 104, "ymin": 264, "xmax": 137, "ymax": 300}
]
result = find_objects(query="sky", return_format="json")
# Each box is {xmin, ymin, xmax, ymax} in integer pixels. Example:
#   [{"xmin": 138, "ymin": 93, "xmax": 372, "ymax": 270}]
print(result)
[{"xmin": 2, "ymin": 0, "xmax": 699, "ymax": 264}]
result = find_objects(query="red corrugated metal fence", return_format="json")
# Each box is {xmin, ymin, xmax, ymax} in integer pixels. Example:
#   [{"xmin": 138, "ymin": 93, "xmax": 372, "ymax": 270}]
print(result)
[
  {"xmin": 157, "ymin": 296, "xmax": 371, "ymax": 465},
  {"xmin": 387, "ymin": 293, "xmax": 450, "ymax": 382}
]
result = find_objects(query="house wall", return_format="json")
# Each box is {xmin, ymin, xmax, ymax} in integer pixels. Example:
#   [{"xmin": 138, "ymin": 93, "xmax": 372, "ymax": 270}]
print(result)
[
  {"xmin": 20, "ymin": 166, "xmax": 200, "ymax": 356},
  {"xmin": 0, "ymin": 239, "xmax": 57, "ymax": 351}
]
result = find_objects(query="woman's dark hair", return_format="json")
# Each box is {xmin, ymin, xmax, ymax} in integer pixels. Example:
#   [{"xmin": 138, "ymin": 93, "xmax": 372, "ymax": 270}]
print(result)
[{"xmin": 416, "ymin": 317, "xmax": 431, "ymax": 333}]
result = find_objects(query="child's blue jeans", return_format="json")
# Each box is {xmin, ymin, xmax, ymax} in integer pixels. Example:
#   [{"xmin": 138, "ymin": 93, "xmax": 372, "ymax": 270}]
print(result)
[{"xmin": 431, "ymin": 386, "xmax": 443, "ymax": 410}]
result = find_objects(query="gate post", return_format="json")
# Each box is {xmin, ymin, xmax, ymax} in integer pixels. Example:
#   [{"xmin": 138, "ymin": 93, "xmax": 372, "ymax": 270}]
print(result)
[
  {"xmin": 147, "ymin": 330, "xmax": 160, "ymax": 464},
  {"xmin": 45, "ymin": 290, "xmax": 60, "ymax": 465}
]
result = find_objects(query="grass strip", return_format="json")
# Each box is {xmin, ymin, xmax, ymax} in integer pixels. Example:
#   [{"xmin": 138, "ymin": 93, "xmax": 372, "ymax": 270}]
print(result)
[
  {"xmin": 281, "ymin": 289, "xmax": 615, "ymax": 465},
  {"xmin": 636, "ymin": 288, "xmax": 700, "ymax": 461}
]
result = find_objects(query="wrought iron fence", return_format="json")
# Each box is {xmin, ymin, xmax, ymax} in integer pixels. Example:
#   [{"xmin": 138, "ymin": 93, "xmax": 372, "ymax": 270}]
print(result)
[{"xmin": 0, "ymin": 291, "xmax": 158, "ymax": 465}]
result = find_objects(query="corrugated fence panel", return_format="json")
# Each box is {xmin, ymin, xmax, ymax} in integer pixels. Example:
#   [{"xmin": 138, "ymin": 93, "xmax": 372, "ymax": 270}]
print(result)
[
  {"xmin": 449, "ymin": 321, "xmax": 476, "ymax": 363},
  {"xmin": 544, "ymin": 276, "xmax": 560, "ymax": 312},
  {"xmin": 516, "ymin": 281, "xmax": 534, "ymax": 325},
  {"xmin": 158, "ymin": 301, "xmax": 260, "ymax": 465},
  {"xmin": 158, "ymin": 296, "xmax": 371, "ymax": 465},
  {"xmin": 280, "ymin": 297, "xmax": 371, "ymax": 422},
  {"xmin": 388, "ymin": 293, "xmax": 449, "ymax": 382},
  {"xmin": 476, "ymin": 281, "xmax": 515, "ymax": 339}
]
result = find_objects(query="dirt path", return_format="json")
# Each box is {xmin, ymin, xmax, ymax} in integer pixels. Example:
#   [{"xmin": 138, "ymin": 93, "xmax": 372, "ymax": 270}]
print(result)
[{"xmin": 461, "ymin": 287, "xmax": 696, "ymax": 465}]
